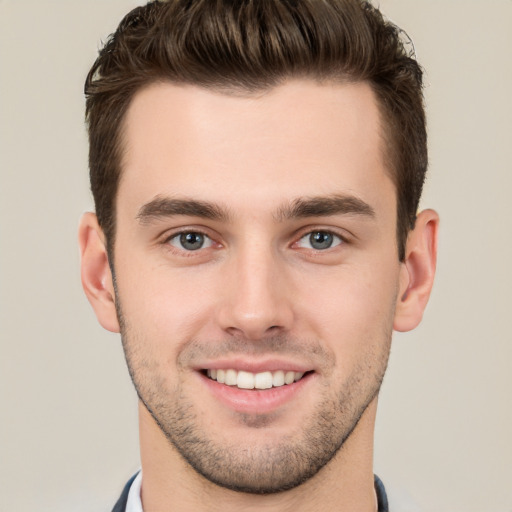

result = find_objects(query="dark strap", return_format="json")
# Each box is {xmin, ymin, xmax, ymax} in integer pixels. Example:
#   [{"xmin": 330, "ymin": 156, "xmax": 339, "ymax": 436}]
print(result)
[
  {"xmin": 111, "ymin": 472, "xmax": 138, "ymax": 512},
  {"xmin": 112, "ymin": 472, "xmax": 388, "ymax": 511}
]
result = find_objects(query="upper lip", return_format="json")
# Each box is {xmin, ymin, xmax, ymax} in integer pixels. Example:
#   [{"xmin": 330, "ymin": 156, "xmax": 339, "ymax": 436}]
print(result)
[{"xmin": 193, "ymin": 358, "xmax": 314, "ymax": 374}]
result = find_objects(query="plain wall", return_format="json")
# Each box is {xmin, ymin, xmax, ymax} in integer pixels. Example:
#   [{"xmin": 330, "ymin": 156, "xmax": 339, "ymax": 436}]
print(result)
[{"xmin": 0, "ymin": 1, "xmax": 510, "ymax": 510}]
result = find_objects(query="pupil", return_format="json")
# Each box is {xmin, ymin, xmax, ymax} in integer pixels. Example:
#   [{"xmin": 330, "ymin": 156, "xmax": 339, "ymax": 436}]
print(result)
[
  {"xmin": 180, "ymin": 232, "xmax": 204, "ymax": 250},
  {"xmin": 310, "ymin": 231, "xmax": 333, "ymax": 250}
]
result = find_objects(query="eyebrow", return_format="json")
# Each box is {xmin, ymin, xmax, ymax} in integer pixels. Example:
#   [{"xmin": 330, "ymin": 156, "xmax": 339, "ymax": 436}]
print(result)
[
  {"xmin": 274, "ymin": 194, "xmax": 375, "ymax": 222},
  {"xmin": 136, "ymin": 193, "xmax": 375, "ymax": 225},
  {"xmin": 136, "ymin": 196, "xmax": 231, "ymax": 224}
]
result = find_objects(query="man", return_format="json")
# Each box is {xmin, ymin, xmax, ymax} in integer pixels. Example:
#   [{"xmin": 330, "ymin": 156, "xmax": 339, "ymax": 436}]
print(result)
[{"xmin": 79, "ymin": 1, "xmax": 438, "ymax": 510}]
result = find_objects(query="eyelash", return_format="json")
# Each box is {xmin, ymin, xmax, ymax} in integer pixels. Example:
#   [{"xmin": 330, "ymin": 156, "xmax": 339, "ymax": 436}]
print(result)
[
  {"xmin": 294, "ymin": 230, "xmax": 345, "ymax": 251},
  {"xmin": 163, "ymin": 229, "xmax": 216, "ymax": 255},
  {"xmin": 161, "ymin": 227, "xmax": 349, "ymax": 255}
]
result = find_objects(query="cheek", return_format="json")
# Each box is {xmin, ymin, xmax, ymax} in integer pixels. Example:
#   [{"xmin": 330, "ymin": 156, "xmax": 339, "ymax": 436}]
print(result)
[
  {"xmin": 114, "ymin": 256, "xmax": 219, "ymax": 348},
  {"xmin": 294, "ymin": 260, "xmax": 399, "ymax": 365}
]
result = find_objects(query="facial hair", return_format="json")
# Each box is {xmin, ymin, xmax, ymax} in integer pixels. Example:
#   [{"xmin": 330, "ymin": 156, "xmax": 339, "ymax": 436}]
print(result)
[{"xmin": 115, "ymin": 293, "xmax": 393, "ymax": 494}]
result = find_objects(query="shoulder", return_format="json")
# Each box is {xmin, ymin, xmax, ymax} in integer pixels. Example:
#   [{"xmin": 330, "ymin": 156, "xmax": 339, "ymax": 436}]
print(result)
[
  {"xmin": 111, "ymin": 473, "xmax": 139, "ymax": 512},
  {"xmin": 374, "ymin": 474, "xmax": 389, "ymax": 512}
]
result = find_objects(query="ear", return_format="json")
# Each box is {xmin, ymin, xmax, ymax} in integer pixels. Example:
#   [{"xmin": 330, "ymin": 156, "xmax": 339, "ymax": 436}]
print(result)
[
  {"xmin": 78, "ymin": 212, "xmax": 120, "ymax": 333},
  {"xmin": 394, "ymin": 209, "xmax": 439, "ymax": 332}
]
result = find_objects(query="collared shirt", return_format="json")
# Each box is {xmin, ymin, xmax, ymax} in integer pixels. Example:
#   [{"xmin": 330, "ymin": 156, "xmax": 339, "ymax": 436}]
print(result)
[
  {"xmin": 125, "ymin": 470, "xmax": 143, "ymax": 512},
  {"xmin": 114, "ymin": 471, "xmax": 389, "ymax": 512}
]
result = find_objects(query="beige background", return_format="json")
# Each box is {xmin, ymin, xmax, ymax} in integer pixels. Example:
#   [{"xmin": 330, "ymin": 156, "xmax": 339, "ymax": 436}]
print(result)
[{"xmin": 0, "ymin": 1, "xmax": 511, "ymax": 511}]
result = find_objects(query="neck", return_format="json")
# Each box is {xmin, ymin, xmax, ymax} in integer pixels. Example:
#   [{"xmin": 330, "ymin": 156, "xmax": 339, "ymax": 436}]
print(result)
[{"xmin": 138, "ymin": 399, "xmax": 379, "ymax": 512}]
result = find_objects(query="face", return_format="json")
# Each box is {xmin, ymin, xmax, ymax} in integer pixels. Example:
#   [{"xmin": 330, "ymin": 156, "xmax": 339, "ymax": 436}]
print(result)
[{"xmin": 112, "ymin": 80, "xmax": 402, "ymax": 493}]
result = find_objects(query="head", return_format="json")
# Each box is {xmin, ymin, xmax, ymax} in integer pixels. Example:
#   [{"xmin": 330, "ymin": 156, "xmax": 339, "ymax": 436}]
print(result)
[
  {"xmin": 85, "ymin": 0, "xmax": 426, "ymax": 262},
  {"xmin": 80, "ymin": 0, "xmax": 438, "ymax": 499}
]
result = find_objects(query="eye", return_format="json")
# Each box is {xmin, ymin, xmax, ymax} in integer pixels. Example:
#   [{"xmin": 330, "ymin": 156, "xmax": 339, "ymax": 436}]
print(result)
[
  {"xmin": 168, "ymin": 231, "xmax": 213, "ymax": 251},
  {"xmin": 296, "ymin": 230, "xmax": 343, "ymax": 250}
]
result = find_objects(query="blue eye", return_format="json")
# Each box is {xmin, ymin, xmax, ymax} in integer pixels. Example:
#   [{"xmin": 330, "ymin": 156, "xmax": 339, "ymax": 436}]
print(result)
[
  {"xmin": 297, "ymin": 231, "xmax": 342, "ymax": 250},
  {"xmin": 168, "ymin": 232, "xmax": 213, "ymax": 251}
]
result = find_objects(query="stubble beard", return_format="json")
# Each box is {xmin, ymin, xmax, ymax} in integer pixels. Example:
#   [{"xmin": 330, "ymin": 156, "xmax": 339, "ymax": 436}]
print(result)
[{"xmin": 116, "ymin": 297, "xmax": 392, "ymax": 495}]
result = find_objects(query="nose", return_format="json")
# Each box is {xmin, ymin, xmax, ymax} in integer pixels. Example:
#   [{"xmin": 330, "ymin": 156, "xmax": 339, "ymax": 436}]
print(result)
[{"xmin": 217, "ymin": 243, "xmax": 294, "ymax": 341}]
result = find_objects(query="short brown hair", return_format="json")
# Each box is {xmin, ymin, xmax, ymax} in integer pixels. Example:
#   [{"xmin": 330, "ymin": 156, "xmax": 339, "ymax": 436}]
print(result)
[{"xmin": 85, "ymin": 0, "xmax": 426, "ymax": 260}]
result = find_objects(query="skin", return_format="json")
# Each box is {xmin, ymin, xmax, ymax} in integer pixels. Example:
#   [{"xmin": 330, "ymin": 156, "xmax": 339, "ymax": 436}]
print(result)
[{"xmin": 79, "ymin": 80, "xmax": 438, "ymax": 512}]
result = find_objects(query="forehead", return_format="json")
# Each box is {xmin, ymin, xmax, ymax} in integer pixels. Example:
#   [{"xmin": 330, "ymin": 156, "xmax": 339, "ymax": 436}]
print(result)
[{"xmin": 118, "ymin": 79, "xmax": 394, "ymax": 219}]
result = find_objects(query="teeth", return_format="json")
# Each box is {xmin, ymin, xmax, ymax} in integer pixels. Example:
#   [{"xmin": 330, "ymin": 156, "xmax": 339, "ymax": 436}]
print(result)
[
  {"xmin": 254, "ymin": 371, "xmax": 273, "ymax": 389},
  {"xmin": 206, "ymin": 368, "xmax": 307, "ymax": 389},
  {"xmin": 237, "ymin": 371, "xmax": 255, "ymax": 389},
  {"xmin": 284, "ymin": 371, "xmax": 295, "ymax": 385},
  {"xmin": 272, "ymin": 370, "xmax": 285, "ymax": 387},
  {"xmin": 225, "ymin": 369, "xmax": 237, "ymax": 386}
]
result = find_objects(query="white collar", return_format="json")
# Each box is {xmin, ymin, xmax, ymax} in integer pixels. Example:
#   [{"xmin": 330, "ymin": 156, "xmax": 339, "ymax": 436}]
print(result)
[{"xmin": 125, "ymin": 470, "xmax": 143, "ymax": 512}]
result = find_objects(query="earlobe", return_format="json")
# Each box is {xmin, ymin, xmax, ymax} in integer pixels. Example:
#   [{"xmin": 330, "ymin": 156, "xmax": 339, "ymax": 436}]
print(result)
[
  {"xmin": 78, "ymin": 212, "xmax": 120, "ymax": 333},
  {"xmin": 393, "ymin": 209, "xmax": 439, "ymax": 332}
]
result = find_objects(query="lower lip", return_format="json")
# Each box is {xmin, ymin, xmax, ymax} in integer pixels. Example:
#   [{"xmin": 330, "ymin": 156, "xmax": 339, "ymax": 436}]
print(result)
[{"xmin": 198, "ymin": 372, "xmax": 314, "ymax": 414}]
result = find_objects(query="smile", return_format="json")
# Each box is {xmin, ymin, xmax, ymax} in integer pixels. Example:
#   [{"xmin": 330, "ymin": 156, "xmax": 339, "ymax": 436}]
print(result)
[{"xmin": 205, "ymin": 369, "xmax": 307, "ymax": 390}]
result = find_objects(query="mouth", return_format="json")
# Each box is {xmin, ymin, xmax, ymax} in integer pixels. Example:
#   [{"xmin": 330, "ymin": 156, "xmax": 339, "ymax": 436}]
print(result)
[
  {"xmin": 202, "ymin": 368, "xmax": 312, "ymax": 390},
  {"xmin": 198, "ymin": 365, "xmax": 315, "ymax": 414}
]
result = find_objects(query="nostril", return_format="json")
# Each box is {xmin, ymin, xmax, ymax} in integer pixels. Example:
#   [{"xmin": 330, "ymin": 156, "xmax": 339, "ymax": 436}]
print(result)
[{"xmin": 264, "ymin": 325, "xmax": 283, "ymax": 336}]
